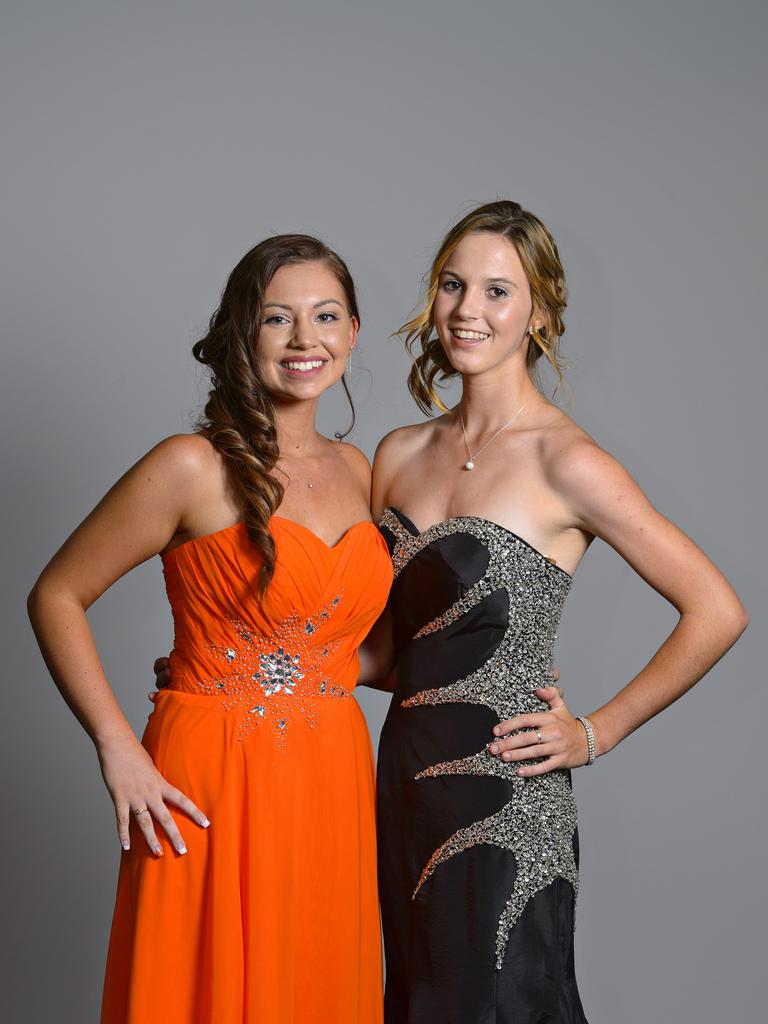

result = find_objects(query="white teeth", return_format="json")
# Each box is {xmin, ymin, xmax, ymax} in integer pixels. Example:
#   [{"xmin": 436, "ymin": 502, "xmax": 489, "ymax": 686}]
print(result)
[
  {"xmin": 283, "ymin": 360, "xmax": 325, "ymax": 371},
  {"xmin": 454, "ymin": 329, "xmax": 489, "ymax": 341}
]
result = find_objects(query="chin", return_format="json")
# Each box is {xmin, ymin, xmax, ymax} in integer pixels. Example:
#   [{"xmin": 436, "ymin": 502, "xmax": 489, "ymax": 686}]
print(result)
[{"xmin": 443, "ymin": 347, "xmax": 494, "ymax": 376}]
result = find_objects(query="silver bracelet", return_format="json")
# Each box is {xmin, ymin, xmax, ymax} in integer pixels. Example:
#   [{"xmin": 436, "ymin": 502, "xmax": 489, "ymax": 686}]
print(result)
[{"xmin": 576, "ymin": 715, "xmax": 597, "ymax": 766}]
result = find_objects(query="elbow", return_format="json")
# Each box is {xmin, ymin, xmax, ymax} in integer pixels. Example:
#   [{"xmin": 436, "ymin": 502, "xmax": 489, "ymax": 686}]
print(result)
[
  {"xmin": 27, "ymin": 572, "xmax": 62, "ymax": 630},
  {"xmin": 27, "ymin": 577, "xmax": 46, "ymax": 630},
  {"xmin": 716, "ymin": 597, "xmax": 749, "ymax": 649},
  {"xmin": 684, "ymin": 595, "xmax": 748, "ymax": 653},
  {"xmin": 730, "ymin": 602, "xmax": 749, "ymax": 640}
]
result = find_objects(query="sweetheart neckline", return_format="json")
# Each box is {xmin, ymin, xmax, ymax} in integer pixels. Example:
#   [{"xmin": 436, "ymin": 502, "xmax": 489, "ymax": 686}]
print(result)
[
  {"xmin": 162, "ymin": 516, "xmax": 379, "ymax": 561},
  {"xmin": 383, "ymin": 506, "xmax": 573, "ymax": 581}
]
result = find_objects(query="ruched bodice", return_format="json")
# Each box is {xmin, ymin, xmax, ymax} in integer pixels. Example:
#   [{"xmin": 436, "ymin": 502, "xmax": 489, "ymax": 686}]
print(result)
[{"xmin": 162, "ymin": 517, "xmax": 392, "ymax": 742}]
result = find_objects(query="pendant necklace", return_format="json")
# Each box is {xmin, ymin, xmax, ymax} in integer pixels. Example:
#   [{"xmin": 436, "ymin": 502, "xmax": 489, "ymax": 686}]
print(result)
[{"xmin": 459, "ymin": 404, "xmax": 526, "ymax": 470}]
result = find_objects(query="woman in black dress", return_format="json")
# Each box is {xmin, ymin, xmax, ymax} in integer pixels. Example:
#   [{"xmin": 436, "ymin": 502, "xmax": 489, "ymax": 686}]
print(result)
[
  {"xmin": 151, "ymin": 203, "xmax": 746, "ymax": 1021},
  {"xmin": 371, "ymin": 201, "xmax": 746, "ymax": 1023}
]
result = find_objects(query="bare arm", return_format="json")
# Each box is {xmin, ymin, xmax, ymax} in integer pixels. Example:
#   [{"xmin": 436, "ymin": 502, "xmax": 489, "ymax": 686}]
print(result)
[
  {"xmin": 28, "ymin": 435, "xmax": 213, "ymax": 851},
  {"xmin": 351, "ymin": 430, "xmax": 422, "ymax": 691},
  {"xmin": 357, "ymin": 609, "xmax": 396, "ymax": 691},
  {"xmin": 564, "ymin": 444, "xmax": 747, "ymax": 753},
  {"xmin": 332, "ymin": 439, "xmax": 394, "ymax": 688},
  {"xmin": 491, "ymin": 441, "xmax": 748, "ymax": 774},
  {"xmin": 370, "ymin": 425, "xmax": 416, "ymax": 523}
]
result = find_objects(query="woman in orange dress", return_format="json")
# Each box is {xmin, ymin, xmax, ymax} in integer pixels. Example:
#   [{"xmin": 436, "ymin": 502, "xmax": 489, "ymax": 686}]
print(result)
[{"xmin": 28, "ymin": 235, "xmax": 392, "ymax": 1023}]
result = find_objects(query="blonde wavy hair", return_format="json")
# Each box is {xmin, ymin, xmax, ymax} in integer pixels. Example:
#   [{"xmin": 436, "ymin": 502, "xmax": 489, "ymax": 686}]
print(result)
[{"xmin": 399, "ymin": 200, "xmax": 568, "ymax": 414}]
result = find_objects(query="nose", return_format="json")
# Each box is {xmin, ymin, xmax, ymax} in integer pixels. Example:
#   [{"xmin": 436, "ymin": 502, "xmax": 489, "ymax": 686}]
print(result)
[
  {"xmin": 288, "ymin": 312, "xmax": 318, "ymax": 349},
  {"xmin": 455, "ymin": 286, "xmax": 481, "ymax": 320}
]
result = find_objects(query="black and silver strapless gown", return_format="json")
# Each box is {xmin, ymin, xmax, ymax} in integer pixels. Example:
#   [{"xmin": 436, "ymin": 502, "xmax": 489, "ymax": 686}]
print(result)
[{"xmin": 377, "ymin": 508, "xmax": 588, "ymax": 1024}]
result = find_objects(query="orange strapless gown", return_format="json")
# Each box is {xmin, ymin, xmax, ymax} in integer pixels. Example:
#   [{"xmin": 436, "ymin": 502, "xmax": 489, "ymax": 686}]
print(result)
[{"xmin": 100, "ymin": 516, "xmax": 393, "ymax": 1024}]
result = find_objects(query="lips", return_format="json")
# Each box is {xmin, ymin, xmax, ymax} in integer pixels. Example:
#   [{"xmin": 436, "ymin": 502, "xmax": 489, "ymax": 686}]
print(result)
[
  {"xmin": 279, "ymin": 358, "xmax": 328, "ymax": 375},
  {"xmin": 451, "ymin": 328, "xmax": 490, "ymax": 343}
]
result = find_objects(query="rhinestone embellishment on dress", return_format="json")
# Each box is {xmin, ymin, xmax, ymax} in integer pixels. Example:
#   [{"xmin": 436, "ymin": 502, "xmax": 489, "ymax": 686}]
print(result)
[
  {"xmin": 197, "ymin": 594, "xmax": 348, "ymax": 744},
  {"xmin": 379, "ymin": 509, "xmax": 578, "ymax": 970},
  {"xmin": 254, "ymin": 648, "xmax": 304, "ymax": 696}
]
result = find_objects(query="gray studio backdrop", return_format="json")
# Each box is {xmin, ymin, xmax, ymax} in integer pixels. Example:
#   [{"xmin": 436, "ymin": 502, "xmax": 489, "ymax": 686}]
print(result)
[{"xmin": 2, "ymin": 1, "xmax": 765, "ymax": 1021}]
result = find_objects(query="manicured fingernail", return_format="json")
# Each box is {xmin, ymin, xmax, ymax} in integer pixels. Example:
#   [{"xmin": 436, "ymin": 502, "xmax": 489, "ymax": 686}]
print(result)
[
  {"xmin": 176, "ymin": 845, "xmax": 187, "ymax": 855},
  {"xmin": 490, "ymin": 744, "xmax": 499, "ymax": 755},
  {"xmin": 122, "ymin": 840, "xmax": 130, "ymax": 851},
  {"xmin": 201, "ymin": 818, "xmax": 211, "ymax": 828},
  {"xmin": 493, "ymin": 727, "xmax": 501, "ymax": 736},
  {"xmin": 154, "ymin": 845, "xmax": 163, "ymax": 856},
  {"xmin": 516, "ymin": 768, "xmax": 525, "ymax": 776},
  {"xmin": 502, "ymin": 752, "xmax": 511, "ymax": 761}
]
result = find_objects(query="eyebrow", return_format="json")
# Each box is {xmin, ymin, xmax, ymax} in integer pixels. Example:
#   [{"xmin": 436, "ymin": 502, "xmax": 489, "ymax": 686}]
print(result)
[
  {"xmin": 441, "ymin": 269, "xmax": 518, "ymax": 288},
  {"xmin": 263, "ymin": 299, "xmax": 344, "ymax": 311}
]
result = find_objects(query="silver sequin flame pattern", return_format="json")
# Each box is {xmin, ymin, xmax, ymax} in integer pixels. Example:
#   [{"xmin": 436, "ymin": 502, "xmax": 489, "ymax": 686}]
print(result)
[
  {"xmin": 197, "ymin": 594, "xmax": 348, "ymax": 744},
  {"xmin": 379, "ymin": 509, "xmax": 578, "ymax": 971}
]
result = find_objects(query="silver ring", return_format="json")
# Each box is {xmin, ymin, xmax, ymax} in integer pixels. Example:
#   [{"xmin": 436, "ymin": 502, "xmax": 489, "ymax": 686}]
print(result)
[{"xmin": 535, "ymin": 729, "xmax": 544, "ymax": 744}]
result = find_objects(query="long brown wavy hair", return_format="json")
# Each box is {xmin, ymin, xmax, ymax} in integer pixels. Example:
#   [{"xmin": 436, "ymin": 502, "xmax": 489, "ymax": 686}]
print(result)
[
  {"xmin": 399, "ymin": 201, "xmax": 568, "ymax": 414},
  {"xmin": 193, "ymin": 234, "xmax": 360, "ymax": 591}
]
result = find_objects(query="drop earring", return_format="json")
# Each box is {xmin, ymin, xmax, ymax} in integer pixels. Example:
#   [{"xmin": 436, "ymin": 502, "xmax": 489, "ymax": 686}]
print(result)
[{"xmin": 347, "ymin": 350, "xmax": 353, "ymax": 374}]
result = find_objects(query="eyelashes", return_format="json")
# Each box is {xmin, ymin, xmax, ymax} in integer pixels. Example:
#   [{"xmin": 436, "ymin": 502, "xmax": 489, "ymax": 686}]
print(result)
[
  {"xmin": 263, "ymin": 312, "xmax": 341, "ymax": 326},
  {"xmin": 440, "ymin": 279, "xmax": 509, "ymax": 299}
]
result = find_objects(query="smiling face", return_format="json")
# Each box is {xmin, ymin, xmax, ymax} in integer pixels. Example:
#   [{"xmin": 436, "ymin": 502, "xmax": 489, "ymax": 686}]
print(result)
[
  {"xmin": 433, "ymin": 231, "xmax": 539, "ymax": 378},
  {"xmin": 255, "ymin": 260, "xmax": 358, "ymax": 401}
]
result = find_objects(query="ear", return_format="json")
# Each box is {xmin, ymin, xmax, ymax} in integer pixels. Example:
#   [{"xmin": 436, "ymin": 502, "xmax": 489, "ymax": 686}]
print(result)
[
  {"xmin": 529, "ymin": 312, "xmax": 547, "ymax": 336},
  {"xmin": 349, "ymin": 316, "xmax": 360, "ymax": 351}
]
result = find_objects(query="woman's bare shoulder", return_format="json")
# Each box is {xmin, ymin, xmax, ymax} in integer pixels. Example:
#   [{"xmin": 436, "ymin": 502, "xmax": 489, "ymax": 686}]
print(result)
[
  {"xmin": 537, "ymin": 410, "xmax": 643, "ymax": 521},
  {"xmin": 371, "ymin": 418, "xmax": 443, "ymax": 516},
  {"xmin": 145, "ymin": 434, "xmax": 230, "ymax": 498},
  {"xmin": 374, "ymin": 417, "xmax": 443, "ymax": 464},
  {"xmin": 151, "ymin": 430, "xmax": 225, "ymax": 468},
  {"xmin": 335, "ymin": 441, "xmax": 372, "ymax": 493},
  {"xmin": 151, "ymin": 432, "xmax": 218, "ymax": 466},
  {"xmin": 536, "ymin": 405, "xmax": 602, "ymax": 469}
]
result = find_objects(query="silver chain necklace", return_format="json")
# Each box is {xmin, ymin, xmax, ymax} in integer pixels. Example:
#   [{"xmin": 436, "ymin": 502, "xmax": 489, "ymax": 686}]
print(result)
[{"xmin": 459, "ymin": 404, "xmax": 526, "ymax": 470}]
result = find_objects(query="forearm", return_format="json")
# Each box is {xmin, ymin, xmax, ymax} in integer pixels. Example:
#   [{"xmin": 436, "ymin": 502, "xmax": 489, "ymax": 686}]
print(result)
[
  {"xmin": 589, "ymin": 605, "xmax": 748, "ymax": 755},
  {"xmin": 357, "ymin": 610, "xmax": 395, "ymax": 687},
  {"xmin": 28, "ymin": 583, "xmax": 140, "ymax": 755},
  {"xmin": 357, "ymin": 645, "xmax": 396, "ymax": 691},
  {"xmin": 358, "ymin": 667, "xmax": 397, "ymax": 693}
]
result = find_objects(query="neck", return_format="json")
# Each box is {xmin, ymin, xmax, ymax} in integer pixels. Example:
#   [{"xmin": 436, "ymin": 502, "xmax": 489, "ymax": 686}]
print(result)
[
  {"xmin": 457, "ymin": 360, "xmax": 540, "ymax": 433},
  {"xmin": 273, "ymin": 397, "xmax": 322, "ymax": 455}
]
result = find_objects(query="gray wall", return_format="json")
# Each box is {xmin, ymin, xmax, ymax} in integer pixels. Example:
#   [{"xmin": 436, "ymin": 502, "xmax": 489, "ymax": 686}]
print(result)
[{"xmin": 2, "ymin": 1, "xmax": 765, "ymax": 1020}]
